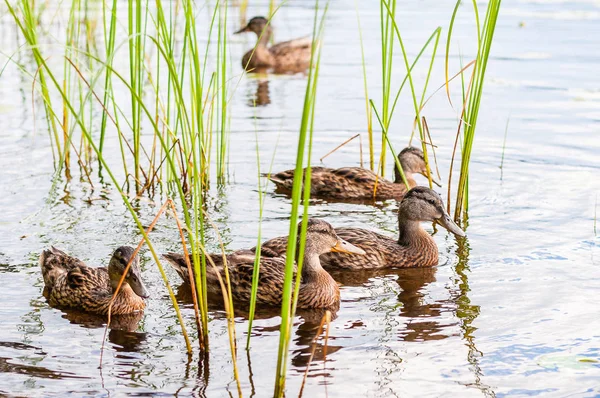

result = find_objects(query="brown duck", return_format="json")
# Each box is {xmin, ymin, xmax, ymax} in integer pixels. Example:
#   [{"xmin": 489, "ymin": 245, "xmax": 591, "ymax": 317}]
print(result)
[
  {"xmin": 257, "ymin": 187, "xmax": 465, "ymax": 269},
  {"xmin": 265, "ymin": 147, "xmax": 439, "ymax": 202},
  {"xmin": 40, "ymin": 246, "xmax": 149, "ymax": 315},
  {"xmin": 163, "ymin": 219, "xmax": 365, "ymax": 309},
  {"xmin": 235, "ymin": 16, "xmax": 312, "ymax": 73}
]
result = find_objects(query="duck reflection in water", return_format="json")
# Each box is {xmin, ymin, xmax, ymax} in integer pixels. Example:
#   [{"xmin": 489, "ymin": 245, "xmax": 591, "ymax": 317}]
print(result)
[
  {"xmin": 59, "ymin": 309, "xmax": 147, "ymax": 353},
  {"xmin": 59, "ymin": 308, "xmax": 144, "ymax": 333},
  {"xmin": 330, "ymin": 265, "xmax": 455, "ymax": 342},
  {"xmin": 175, "ymin": 284, "xmax": 341, "ymax": 383},
  {"xmin": 247, "ymin": 76, "xmax": 271, "ymax": 107}
]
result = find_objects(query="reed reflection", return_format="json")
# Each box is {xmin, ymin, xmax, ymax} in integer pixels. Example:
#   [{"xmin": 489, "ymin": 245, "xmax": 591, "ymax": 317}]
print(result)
[
  {"xmin": 176, "ymin": 283, "xmax": 340, "ymax": 389},
  {"xmin": 451, "ymin": 224, "xmax": 495, "ymax": 396}
]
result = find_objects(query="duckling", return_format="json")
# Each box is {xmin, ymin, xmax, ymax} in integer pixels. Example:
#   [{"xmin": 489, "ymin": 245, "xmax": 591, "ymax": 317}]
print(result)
[
  {"xmin": 163, "ymin": 219, "xmax": 365, "ymax": 309},
  {"xmin": 266, "ymin": 147, "xmax": 439, "ymax": 202},
  {"xmin": 40, "ymin": 246, "xmax": 149, "ymax": 315},
  {"xmin": 257, "ymin": 187, "xmax": 465, "ymax": 269},
  {"xmin": 235, "ymin": 16, "xmax": 312, "ymax": 73}
]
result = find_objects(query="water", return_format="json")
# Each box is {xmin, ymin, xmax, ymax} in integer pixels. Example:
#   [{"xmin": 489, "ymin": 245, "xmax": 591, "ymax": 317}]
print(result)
[{"xmin": 1, "ymin": 0, "xmax": 600, "ymax": 396}]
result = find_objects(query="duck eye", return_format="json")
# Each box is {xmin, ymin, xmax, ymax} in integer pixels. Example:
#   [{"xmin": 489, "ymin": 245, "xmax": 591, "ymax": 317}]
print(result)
[{"xmin": 427, "ymin": 199, "xmax": 436, "ymax": 205}]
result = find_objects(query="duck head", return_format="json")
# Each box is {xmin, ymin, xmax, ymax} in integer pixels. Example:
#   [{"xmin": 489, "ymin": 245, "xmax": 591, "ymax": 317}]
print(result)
[
  {"xmin": 108, "ymin": 246, "xmax": 150, "ymax": 299},
  {"xmin": 235, "ymin": 16, "xmax": 271, "ymax": 36},
  {"xmin": 394, "ymin": 147, "xmax": 441, "ymax": 187},
  {"xmin": 298, "ymin": 219, "xmax": 366, "ymax": 259},
  {"xmin": 399, "ymin": 187, "xmax": 465, "ymax": 237}
]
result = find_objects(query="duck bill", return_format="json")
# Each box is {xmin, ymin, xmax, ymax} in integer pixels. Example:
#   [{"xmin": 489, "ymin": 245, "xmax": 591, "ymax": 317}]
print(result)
[
  {"xmin": 331, "ymin": 238, "xmax": 366, "ymax": 255},
  {"xmin": 437, "ymin": 213, "xmax": 466, "ymax": 237},
  {"xmin": 234, "ymin": 25, "xmax": 249, "ymax": 34},
  {"xmin": 129, "ymin": 276, "xmax": 150, "ymax": 299},
  {"xmin": 420, "ymin": 169, "xmax": 442, "ymax": 187}
]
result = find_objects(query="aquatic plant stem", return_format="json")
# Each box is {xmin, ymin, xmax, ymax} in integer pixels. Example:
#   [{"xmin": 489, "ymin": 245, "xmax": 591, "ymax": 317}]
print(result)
[
  {"xmin": 355, "ymin": 2, "xmax": 373, "ymax": 170},
  {"xmin": 274, "ymin": 2, "xmax": 328, "ymax": 396},
  {"xmin": 448, "ymin": 0, "xmax": 502, "ymax": 221},
  {"xmin": 370, "ymin": 100, "xmax": 410, "ymax": 188},
  {"xmin": 168, "ymin": 201, "xmax": 204, "ymax": 351},
  {"xmin": 298, "ymin": 311, "xmax": 331, "ymax": 397},
  {"xmin": 101, "ymin": 199, "xmax": 191, "ymax": 369}
]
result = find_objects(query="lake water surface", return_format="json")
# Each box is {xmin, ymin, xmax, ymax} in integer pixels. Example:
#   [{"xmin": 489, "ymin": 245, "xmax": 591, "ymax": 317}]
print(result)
[{"xmin": 1, "ymin": 0, "xmax": 599, "ymax": 396}]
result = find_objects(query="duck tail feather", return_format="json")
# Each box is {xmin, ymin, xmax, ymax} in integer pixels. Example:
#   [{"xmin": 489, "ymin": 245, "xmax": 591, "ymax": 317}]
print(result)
[{"xmin": 39, "ymin": 248, "xmax": 65, "ymax": 286}]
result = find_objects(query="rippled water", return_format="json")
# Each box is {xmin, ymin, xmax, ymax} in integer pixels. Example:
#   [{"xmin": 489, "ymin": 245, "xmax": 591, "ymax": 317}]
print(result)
[{"xmin": 1, "ymin": 0, "xmax": 600, "ymax": 396}]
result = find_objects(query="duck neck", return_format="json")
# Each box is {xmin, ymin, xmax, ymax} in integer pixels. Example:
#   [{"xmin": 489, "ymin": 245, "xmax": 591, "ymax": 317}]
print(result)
[
  {"xmin": 394, "ymin": 166, "xmax": 416, "ymax": 188},
  {"xmin": 256, "ymin": 26, "xmax": 272, "ymax": 47},
  {"xmin": 297, "ymin": 247, "xmax": 326, "ymax": 282},
  {"xmin": 397, "ymin": 216, "xmax": 423, "ymax": 246},
  {"xmin": 397, "ymin": 211, "xmax": 434, "ymax": 246},
  {"xmin": 104, "ymin": 280, "xmax": 144, "ymax": 315},
  {"xmin": 110, "ymin": 278, "xmax": 126, "ymax": 294},
  {"xmin": 397, "ymin": 212, "xmax": 438, "ymax": 266}
]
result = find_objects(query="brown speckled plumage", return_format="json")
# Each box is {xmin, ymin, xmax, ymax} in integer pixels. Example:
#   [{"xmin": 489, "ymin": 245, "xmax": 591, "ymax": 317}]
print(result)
[
  {"xmin": 236, "ymin": 16, "xmax": 312, "ymax": 74},
  {"xmin": 256, "ymin": 187, "xmax": 466, "ymax": 269},
  {"xmin": 266, "ymin": 147, "xmax": 434, "ymax": 202},
  {"xmin": 40, "ymin": 246, "xmax": 149, "ymax": 315},
  {"xmin": 163, "ymin": 219, "xmax": 365, "ymax": 309}
]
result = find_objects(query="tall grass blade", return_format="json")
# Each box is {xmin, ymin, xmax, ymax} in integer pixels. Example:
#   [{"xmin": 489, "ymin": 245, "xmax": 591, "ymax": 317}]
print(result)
[
  {"xmin": 450, "ymin": 0, "xmax": 502, "ymax": 221},
  {"xmin": 273, "ymin": 2, "xmax": 328, "ymax": 396}
]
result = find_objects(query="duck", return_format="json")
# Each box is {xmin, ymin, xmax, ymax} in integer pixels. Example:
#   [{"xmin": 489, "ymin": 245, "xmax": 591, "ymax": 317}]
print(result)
[
  {"xmin": 265, "ymin": 147, "xmax": 439, "ymax": 202},
  {"xmin": 256, "ymin": 187, "xmax": 466, "ymax": 269},
  {"xmin": 235, "ymin": 16, "xmax": 312, "ymax": 73},
  {"xmin": 40, "ymin": 246, "xmax": 149, "ymax": 315},
  {"xmin": 163, "ymin": 219, "xmax": 365, "ymax": 309}
]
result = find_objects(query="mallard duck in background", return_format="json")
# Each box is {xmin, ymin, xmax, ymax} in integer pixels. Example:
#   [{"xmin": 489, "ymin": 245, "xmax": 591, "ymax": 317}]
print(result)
[
  {"xmin": 235, "ymin": 16, "xmax": 312, "ymax": 73},
  {"xmin": 257, "ymin": 187, "xmax": 465, "ymax": 269},
  {"xmin": 163, "ymin": 219, "xmax": 365, "ymax": 309},
  {"xmin": 265, "ymin": 147, "xmax": 439, "ymax": 202},
  {"xmin": 40, "ymin": 246, "xmax": 149, "ymax": 315}
]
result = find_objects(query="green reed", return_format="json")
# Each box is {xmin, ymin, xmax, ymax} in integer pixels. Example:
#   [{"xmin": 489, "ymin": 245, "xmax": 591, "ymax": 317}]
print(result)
[
  {"xmin": 355, "ymin": 4, "xmax": 374, "ymax": 171},
  {"xmin": 4, "ymin": 19, "xmax": 194, "ymax": 359},
  {"xmin": 359, "ymin": 0, "xmax": 441, "ymax": 188},
  {"xmin": 4, "ymin": 0, "xmax": 502, "ymax": 394},
  {"xmin": 246, "ymin": 109, "xmax": 280, "ymax": 349},
  {"xmin": 7, "ymin": 0, "xmax": 61, "ymax": 165},
  {"xmin": 380, "ymin": 0, "xmax": 439, "ymax": 188},
  {"xmin": 6, "ymin": 0, "xmax": 241, "ymax": 375},
  {"xmin": 273, "ymin": 3, "xmax": 328, "ymax": 396},
  {"xmin": 216, "ymin": 2, "xmax": 229, "ymax": 184},
  {"xmin": 378, "ymin": 0, "xmax": 396, "ymax": 177},
  {"xmin": 447, "ymin": 0, "xmax": 502, "ymax": 221},
  {"xmin": 99, "ymin": 0, "xmax": 117, "ymax": 154}
]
